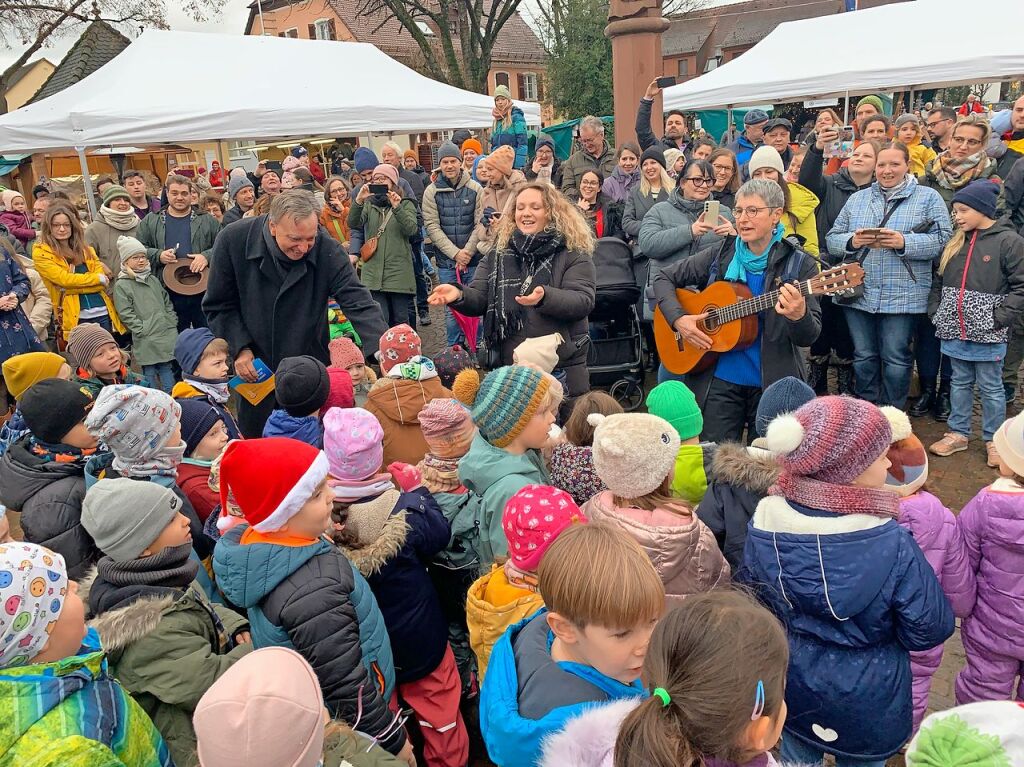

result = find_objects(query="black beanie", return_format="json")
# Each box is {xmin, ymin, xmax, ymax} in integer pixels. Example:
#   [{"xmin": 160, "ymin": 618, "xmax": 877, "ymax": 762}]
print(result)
[
  {"xmin": 19, "ymin": 378, "xmax": 94, "ymax": 444},
  {"xmin": 276, "ymin": 355, "xmax": 330, "ymax": 417},
  {"xmin": 641, "ymin": 146, "xmax": 667, "ymax": 169}
]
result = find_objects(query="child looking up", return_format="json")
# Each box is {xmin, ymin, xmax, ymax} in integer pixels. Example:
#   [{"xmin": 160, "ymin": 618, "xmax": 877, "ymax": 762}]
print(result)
[
  {"xmin": 172, "ymin": 328, "xmax": 241, "ymax": 440},
  {"xmin": 549, "ymin": 391, "xmax": 623, "ymax": 506},
  {"xmin": 645, "ymin": 381, "xmax": 715, "ymax": 505},
  {"xmin": 325, "ymin": 406, "xmax": 468, "ymax": 767},
  {"xmin": 81, "ymin": 478, "xmax": 253, "ymax": 765},
  {"xmin": 480, "ymin": 522, "xmax": 664, "ymax": 767},
  {"xmin": 211, "ymin": 437, "xmax": 413, "ymax": 765},
  {"xmin": 955, "ymin": 409, "xmax": 1024, "ymax": 705},
  {"xmin": 468, "ymin": 484, "xmax": 587, "ymax": 682},
  {"xmin": 541, "ymin": 590, "xmax": 790, "ymax": 767},
  {"xmin": 263, "ymin": 355, "xmax": 330, "ymax": 447},
  {"xmin": 69, "ymin": 322, "xmax": 147, "ymax": 396},
  {"xmin": 584, "ymin": 412, "xmax": 729, "ymax": 607},
  {"xmin": 329, "ymin": 335, "xmax": 376, "ymax": 407},
  {"xmin": 177, "ymin": 399, "xmax": 231, "ymax": 523},
  {"xmin": 0, "ymin": 542, "xmax": 172, "ymax": 765},
  {"xmin": 742, "ymin": 396, "xmax": 954, "ymax": 766}
]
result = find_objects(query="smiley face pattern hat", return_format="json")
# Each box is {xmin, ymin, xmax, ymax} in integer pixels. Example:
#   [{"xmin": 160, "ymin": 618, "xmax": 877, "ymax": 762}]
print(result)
[{"xmin": 0, "ymin": 542, "xmax": 68, "ymax": 668}]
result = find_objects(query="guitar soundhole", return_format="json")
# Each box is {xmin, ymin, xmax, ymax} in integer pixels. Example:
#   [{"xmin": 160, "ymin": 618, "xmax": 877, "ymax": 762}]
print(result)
[{"xmin": 702, "ymin": 309, "xmax": 720, "ymax": 333}]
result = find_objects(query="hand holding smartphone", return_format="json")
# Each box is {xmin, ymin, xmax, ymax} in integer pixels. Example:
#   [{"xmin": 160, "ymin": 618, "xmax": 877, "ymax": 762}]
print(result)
[{"xmin": 656, "ymin": 76, "xmax": 677, "ymax": 89}]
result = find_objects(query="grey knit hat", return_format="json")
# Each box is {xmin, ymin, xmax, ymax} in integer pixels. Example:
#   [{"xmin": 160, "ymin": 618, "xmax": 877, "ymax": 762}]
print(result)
[
  {"xmin": 228, "ymin": 175, "xmax": 254, "ymax": 201},
  {"xmin": 116, "ymin": 235, "xmax": 146, "ymax": 266},
  {"xmin": 437, "ymin": 141, "xmax": 462, "ymax": 162},
  {"xmin": 82, "ymin": 478, "xmax": 183, "ymax": 561}
]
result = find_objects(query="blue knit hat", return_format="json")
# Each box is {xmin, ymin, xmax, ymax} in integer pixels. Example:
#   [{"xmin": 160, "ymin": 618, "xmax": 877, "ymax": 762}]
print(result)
[
  {"xmin": 174, "ymin": 328, "xmax": 217, "ymax": 377},
  {"xmin": 744, "ymin": 109, "xmax": 769, "ymax": 126},
  {"xmin": 952, "ymin": 179, "xmax": 1000, "ymax": 220},
  {"xmin": 178, "ymin": 398, "xmax": 223, "ymax": 457},
  {"xmin": 460, "ymin": 365, "xmax": 552, "ymax": 448},
  {"xmin": 353, "ymin": 147, "xmax": 379, "ymax": 173},
  {"xmin": 755, "ymin": 376, "xmax": 816, "ymax": 438}
]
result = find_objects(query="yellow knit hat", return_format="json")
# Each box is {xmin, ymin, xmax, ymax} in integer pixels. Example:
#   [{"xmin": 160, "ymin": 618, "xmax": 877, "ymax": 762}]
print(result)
[{"xmin": 2, "ymin": 352, "xmax": 69, "ymax": 401}]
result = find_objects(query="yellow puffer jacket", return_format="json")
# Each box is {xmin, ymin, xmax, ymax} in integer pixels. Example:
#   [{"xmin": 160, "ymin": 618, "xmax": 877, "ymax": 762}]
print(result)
[
  {"xmin": 783, "ymin": 182, "xmax": 821, "ymax": 257},
  {"xmin": 466, "ymin": 565, "xmax": 544, "ymax": 682},
  {"xmin": 32, "ymin": 241, "xmax": 124, "ymax": 340},
  {"xmin": 905, "ymin": 137, "xmax": 938, "ymax": 178}
]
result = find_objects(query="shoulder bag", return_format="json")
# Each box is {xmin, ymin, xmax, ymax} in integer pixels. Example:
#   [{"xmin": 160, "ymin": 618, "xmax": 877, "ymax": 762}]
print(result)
[{"xmin": 359, "ymin": 209, "xmax": 393, "ymax": 263}]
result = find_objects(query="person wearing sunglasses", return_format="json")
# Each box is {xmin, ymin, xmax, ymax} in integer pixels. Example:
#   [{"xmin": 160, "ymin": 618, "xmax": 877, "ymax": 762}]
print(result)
[{"xmin": 924, "ymin": 107, "xmax": 957, "ymax": 154}]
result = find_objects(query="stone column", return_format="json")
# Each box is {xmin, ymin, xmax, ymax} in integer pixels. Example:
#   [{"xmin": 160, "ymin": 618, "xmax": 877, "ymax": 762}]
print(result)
[{"xmin": 606, "ymin": 0, "xmax": 670, "ymax": 148}]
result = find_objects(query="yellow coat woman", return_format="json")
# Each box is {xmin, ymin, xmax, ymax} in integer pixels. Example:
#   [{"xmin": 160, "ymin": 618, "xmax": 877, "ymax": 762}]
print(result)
[
  {"xmin": 33, "ymin": 241, "xmax": 124, "ymax": 341},
  {"xmin": 782, "ymin": 181, "xmax": 821, "ymax": 257}
]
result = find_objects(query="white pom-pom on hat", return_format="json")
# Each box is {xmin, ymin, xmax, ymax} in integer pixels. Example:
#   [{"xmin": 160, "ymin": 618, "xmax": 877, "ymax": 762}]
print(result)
[
  {"xmin": 879, "ymin": 405, "xmax": 912, "ymax": 442},
  {"xmin": 587, "ymin": 413, "xmax": 607, "ymax": 428},
  {"xmin": 764, "ymin": 413, "xmax": 805, "ymax": 455}
]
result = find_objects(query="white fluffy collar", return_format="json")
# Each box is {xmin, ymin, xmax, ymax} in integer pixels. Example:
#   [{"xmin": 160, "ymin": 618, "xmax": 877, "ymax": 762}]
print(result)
[{"xmin": 752, "ymin": 495, "xmax": 891, "ymax": 535}]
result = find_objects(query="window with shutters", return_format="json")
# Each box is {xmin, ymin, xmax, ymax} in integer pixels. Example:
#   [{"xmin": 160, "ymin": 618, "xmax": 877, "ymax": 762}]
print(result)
[
  {"xmin": 311, "ymin": 18, "xmax": 335, "ymax": 40},
  {"xmin": 495, "ymin": 72, "xmax": 510, "ymax": 90},
  {"xmin": 519, "ymin": 72, "xmax": 539, "ymax": 101}
]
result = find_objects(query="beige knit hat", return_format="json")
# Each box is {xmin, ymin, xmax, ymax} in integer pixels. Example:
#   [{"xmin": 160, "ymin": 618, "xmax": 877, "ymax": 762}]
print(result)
[
  {"xmin": 513, "ymin": 333, "xmax": 563, "ymax": 374},
  {"xmin": 590, "ymin": 413, "xmax": 681, "ymax": 499}
]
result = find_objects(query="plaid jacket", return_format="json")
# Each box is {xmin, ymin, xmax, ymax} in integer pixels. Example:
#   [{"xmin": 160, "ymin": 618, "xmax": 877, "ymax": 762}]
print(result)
[{"xmin": 827, "ymin": 176, "xmax": 952, "ymax": 314}]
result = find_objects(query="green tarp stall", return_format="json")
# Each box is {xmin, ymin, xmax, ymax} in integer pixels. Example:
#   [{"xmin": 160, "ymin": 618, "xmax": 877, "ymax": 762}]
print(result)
[
  {"xmin": 0, "ymin": 153, "xmax": 29, "ymax": 177},
  {"xmin": 694, "ymin": 107, "xmax": 774, "ymax": 145},
  {"xmin": 542, "ymin": 116, "xmax": 614, "ymax": 161}
]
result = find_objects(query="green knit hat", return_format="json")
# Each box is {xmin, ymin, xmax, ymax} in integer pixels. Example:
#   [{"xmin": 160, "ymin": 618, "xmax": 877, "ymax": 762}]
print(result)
[
  {"xmin": 645, "ymin": 380, "xmax": 703, "ymax": 441},
  {"xmin": 464, "ymin": 365, "xmax": 551, "ymax": 448},
  {"xmin": 101, "ymin": 184, "xmax": 130, "ymax": 207},
  {"xmin": 857, "ymin": 94, "xmax": 884, "ymax": 115}
]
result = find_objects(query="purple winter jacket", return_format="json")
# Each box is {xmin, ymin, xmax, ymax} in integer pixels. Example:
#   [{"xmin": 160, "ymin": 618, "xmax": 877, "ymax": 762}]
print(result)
[
  {"xmin": 896, "ymin": 491, "xmax": 975, "ymax": 730},
  {"xmin": 957, "ymin": 480, "xmax": 1024, "ymax": 682},
  {"xmin": 601, "ymin": 167, "xmax": 639, "ymax": 204},
  {"xmin": 0, "ymin": 210, "xmax": 35, "ymax": 246}
]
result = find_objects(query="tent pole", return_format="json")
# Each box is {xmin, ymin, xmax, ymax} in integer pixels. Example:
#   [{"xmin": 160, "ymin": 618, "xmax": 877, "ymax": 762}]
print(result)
[
  {"xmin": 76, "ymin": 146, "xmax": 97, "ymax": 220},
  {"xmin": 843, "ymin": 90, "xmax": 850, "ymax": 126},
  {"xmin": 908, "ymin": 87, "xmax": 915, "ymax": 114}
]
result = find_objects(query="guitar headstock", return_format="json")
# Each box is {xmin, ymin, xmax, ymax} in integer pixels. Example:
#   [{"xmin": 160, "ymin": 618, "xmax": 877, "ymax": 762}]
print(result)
[{"xmin": 811, "ymin": 263, "xmax": 865, "ymax": 297}]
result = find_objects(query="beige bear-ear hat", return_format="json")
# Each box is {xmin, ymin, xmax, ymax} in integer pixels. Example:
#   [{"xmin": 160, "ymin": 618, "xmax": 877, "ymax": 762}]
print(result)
[{"xmin": 589, "ymin": 412, "xmax": 681, "ymax": 499}]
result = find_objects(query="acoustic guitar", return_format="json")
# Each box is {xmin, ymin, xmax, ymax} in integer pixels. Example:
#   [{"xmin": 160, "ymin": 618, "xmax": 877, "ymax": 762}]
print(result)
[{"xmin": 653, "ymin": 263, "xmax": 865, "ymax": 375}]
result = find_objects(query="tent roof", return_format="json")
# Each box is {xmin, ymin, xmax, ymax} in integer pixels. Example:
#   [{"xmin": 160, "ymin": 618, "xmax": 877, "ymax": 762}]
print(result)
[
  {"xmin": 0, "ymin": 29, "xmax": 541, "ymax": 153},
  {"xmin": 663, "ymin": 0, "xmax": 1024, "ymax": 112}
]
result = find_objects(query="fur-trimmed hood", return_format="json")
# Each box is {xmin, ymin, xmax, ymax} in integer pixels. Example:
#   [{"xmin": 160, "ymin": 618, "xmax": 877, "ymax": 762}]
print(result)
[
  {"xmin": 338, "ymin": 510, "xmax": 409, "ymax": 577},
  {"xmin": 710, "ymin": 443, "xmax": 779, "ymax": 494},
  {"xmin": 539, "ymin": 699, "xmax": 639, "ymax": 767},
  {"xmin": 79, "ymin": 568, "xmax": 180, "ymax": 653}
]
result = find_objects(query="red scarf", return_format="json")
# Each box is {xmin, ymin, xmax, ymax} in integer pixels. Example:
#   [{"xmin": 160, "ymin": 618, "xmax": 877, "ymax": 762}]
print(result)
[{"xmin": 772, "ymin": 471, "xmax": 900, "ymax": 518}]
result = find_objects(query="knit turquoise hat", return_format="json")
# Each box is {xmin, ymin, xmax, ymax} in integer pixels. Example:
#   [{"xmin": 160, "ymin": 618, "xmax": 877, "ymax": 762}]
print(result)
[
  {"xmin": 645, "ymin": 381, "xmax": 703, "ymax": 441},
  {"xmin": 460, "ymin": 365, "xmax": 552, "ymax": 448}
]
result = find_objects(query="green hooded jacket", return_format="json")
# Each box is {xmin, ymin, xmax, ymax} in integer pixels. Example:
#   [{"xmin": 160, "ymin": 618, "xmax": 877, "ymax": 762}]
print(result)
[{"xmin": 348, "ymin": 198, "xmax": 419, "ymax": 294}]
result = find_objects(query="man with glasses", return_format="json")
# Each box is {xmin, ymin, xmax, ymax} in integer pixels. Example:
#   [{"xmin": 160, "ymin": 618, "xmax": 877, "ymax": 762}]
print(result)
[
  {"xmin": 560, "ymin": 115, "xmax": 617, "ymax": 200},
  {"xmin": 652, "ymin": 178, "xmax": 820, "ymax": 442},
  {"xmin": 925, "ymin": 107, "xmax": 956, "ymax": 154}
]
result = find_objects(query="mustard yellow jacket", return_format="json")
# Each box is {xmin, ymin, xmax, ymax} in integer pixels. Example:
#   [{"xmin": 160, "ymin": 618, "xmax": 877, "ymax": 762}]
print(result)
[
  {"xmin": 32, "ymin": 241, "xmax": 124, "ymax": 339},
  {"xmin": 466, "ymin": 565, "xmax": 544, "ymax": 682},
  {"xmin": 782, "ymin": 181, "xmax": 821, "ymax": 257}
]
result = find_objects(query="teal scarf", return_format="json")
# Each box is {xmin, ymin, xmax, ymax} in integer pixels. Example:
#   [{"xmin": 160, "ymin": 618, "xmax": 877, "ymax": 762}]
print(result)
[{"xmin": 724, "ymin": 225, "xmax": 784, "ymax": 283}]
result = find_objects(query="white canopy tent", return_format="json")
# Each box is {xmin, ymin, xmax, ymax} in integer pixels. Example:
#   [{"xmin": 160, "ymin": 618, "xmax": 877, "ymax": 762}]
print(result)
[
  {"xmin": 0, "ymin": 29, "xmax": 541, "ymax": 153},
  {"xmin": 663, "ymin": 0, "xmax": 1024, "ymax": 113}
]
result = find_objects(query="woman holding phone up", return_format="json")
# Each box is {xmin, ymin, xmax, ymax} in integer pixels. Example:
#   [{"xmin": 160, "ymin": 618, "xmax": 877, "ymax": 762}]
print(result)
[{"xmin": 827, "ymin": 141, "xmax": 951, "ymax": 409}]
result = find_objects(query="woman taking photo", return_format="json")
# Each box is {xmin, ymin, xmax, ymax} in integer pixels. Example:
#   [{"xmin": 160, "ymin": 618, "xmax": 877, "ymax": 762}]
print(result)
[
  {"xmin": 33, "ymin": 201, "xmax": 124, "ymax": 343},
  {"xmin": 827, "ymin": 141, "xmax": 952, "ymax": 409},
  {"xmin": 348, "ymin": 164, "xmax": 419, "ymax": 325},
  {"xmin": 429, "ymin": 182, "xmax": 596, "ymax": 398},
  {"xmin": 800, "ymin": 135, "xmax": 881, "ymax": 394},
  {"xmin": 576, "ymin": 169, "xmax": 624, "ymax": 240},
  {"xmin": 320, "ymin": 176, "xmax": 352, "ymax": 249},
  {"xmin": 748, "ymin": 145, "xmax": 821, "ymax": 256},
  {"xmin": 622, "ymin": 147, "xmax": 672, "ymax": 242},
  {"xmin": 601, "ymin": 142, "xmax": 641, "ymax": 204},
  {"xmin": 85, "ymin": 185, "xmax": 140, "ymax": 277},
  {"xmin": 709, "ymin": 148, "xmax": 740, "ymax": 209}
]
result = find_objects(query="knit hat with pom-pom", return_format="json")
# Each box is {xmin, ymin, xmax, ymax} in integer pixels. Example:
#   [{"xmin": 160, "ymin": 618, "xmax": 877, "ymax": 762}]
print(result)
[
  {"xmin": 880, "ymin": 406, "xmax": 928, "ymax": 497},
  {"xmin": 590, "ymin": 412, "xmax": 681, "ymax": 499},
  {"xmin": 456, "ymin": 365, "xmax": 553, "ymax": 448}
]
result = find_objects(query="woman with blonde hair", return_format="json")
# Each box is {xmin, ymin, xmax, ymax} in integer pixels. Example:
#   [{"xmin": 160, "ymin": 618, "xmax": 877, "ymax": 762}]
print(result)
[{"xmin": 430, "ymin": 181, "xmax": 597, "ymax": 397}]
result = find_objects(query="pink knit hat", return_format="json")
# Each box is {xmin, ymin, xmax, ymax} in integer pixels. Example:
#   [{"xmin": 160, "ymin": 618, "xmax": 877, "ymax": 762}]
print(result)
[
  {"xmin": 503, "ymin": 484, "xmax": 587, "ymax": 572},
  {"xmin": 328, "ymin": 336, "xmax": 364, "ymax": 370},
  {"xmin": 765, "ymin": 395, "xmax": 892, "ymax": 485},
  {"xmin": 379, "ymin": 323, "xmax": 421, "ymax": 372},
  {"xmin": 419, "ymin": 398, "xmax": 475, "ymax": 457},
  {"xmin": 323, "ymin": 368, "xmax": 354, "ymax": 412},
  {"xmin": 323, "ymin": 407, "xmax": 384, "ymax": 481},
  {"xmin": 193, "ymin": 647, "xmax": 325, "ymax": 767},
  {"xmin": 373, "ymin": 163, "xmax": 399, "ymax": 188},
  {"xmin": 281, "ymin": 155, "xmax": 301, "ymax": 172}
]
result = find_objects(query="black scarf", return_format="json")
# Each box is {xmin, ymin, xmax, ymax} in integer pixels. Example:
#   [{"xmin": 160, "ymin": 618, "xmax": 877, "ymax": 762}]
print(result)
[
  {"xmin": 484, "ymin": 228, "xmax": 564, "ymax": 347},
  {"xmin": 96, "ymin": 542, "xmax": 199, "ymax": 589}
]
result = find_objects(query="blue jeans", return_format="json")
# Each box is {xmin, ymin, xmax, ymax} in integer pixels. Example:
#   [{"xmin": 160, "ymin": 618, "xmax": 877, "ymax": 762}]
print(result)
[
  {"xmin": 948, "ymin": 357, "xmax": 1006, "ymax": 441},
  {"xmin": 844, "ymin": 308, "xmax": 915, "ymax": 408},
  {"xmin": 779, "ymin": 733, "xmax": 885, "ymax": 767},
  {"xmin": 438, "ymin": 264, "xmax": 478, "ymax": 347},
  {"xmin": 142, "ymin": 361, "xmax": 176, "ymax": 394}
]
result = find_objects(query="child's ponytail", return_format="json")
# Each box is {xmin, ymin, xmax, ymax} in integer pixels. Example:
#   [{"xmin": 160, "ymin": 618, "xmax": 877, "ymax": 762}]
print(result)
[{"xmin": 614, "ymin": 590, "xmax": 789, "ymax": 767}]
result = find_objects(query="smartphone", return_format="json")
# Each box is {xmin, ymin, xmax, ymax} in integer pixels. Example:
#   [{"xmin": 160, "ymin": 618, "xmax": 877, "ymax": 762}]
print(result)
[
  {"xmin": 841, "ymin": 125, "xmax": 855, "ymax": 142},
  {"xmin": 704, "ymin": 199, "xmax": 720, "ymax": 225},
  {"xmin": 368, "ymin": 184, "xmax": 388, "ymax": 195},
  {"xmin": 656, "ymin": 76, "xmax": 677, "ymax": 89},
  {"xmin": 858, "ymin": 228, "xmax": 883, "ymax": 239}
]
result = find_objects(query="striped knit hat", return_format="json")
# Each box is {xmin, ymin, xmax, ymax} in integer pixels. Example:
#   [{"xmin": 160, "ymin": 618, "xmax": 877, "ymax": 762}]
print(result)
[{"xmin": 461, "ymin": 365, "xmax": 551, "ymax": 448}]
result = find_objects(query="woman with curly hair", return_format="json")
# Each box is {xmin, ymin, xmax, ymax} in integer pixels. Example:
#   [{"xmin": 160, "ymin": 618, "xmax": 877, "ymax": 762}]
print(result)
[{"xmin": 429, "ymin": 181, "xmax": 597, "ymax": 396}]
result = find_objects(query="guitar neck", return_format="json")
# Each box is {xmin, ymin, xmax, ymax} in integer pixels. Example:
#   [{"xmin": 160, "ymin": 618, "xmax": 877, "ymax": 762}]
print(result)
[{"xmin": 715, "ymin": 279, "xmax": 814, "ymax": 324}]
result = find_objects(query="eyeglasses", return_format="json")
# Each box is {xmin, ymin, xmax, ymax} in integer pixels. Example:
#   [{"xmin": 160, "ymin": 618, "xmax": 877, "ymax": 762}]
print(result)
[
  {"xmin": 951, "ymin": 135, "xmax": 983, "ymax": 147},
  {"xmin": 684, "ymin": 176, "xmax": 714, "ymax": 187},
  {"xmin": 734, "ymin": 206, "xmax": 772, "ymax": 219},
  {"xmin": 580, "ymin": 179, "xmax": 600, "ymax": 187},
  {"xmin": 50, "ymin": 222, "xmax": 72, "ymax": 229},
  {"xmin": 712, "ymin": 164, "xmax": 732, "ymax": 174},
  {"xmin": 925, "ymin": 118, "xmax": 952, "ymax": 128}
]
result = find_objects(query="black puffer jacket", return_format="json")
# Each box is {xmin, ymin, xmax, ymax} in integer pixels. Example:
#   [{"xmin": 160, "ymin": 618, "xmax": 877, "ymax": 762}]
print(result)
[
  {"xmin": 0, "ymin": 438, "xmax": 99, "ymax": 578},
  {"xmin": 799, "ymin": 143, "xmax": 872, "ymax": 262}
]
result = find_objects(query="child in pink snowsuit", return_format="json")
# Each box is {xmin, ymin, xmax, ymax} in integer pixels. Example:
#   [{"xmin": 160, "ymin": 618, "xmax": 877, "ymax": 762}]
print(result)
[
  {"xmin": 956, "ymin": 410, "xmax": 1024, "ymax": 704},
  {"xmin": 881, "ymin": 407, "xmax": 975, "ymax": 729}
]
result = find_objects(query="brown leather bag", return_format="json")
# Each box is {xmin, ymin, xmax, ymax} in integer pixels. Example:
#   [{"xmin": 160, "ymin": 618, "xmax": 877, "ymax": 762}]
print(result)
[{"xmin": 359, "ymin": 210, "xmax": 393, "ymax": 263}]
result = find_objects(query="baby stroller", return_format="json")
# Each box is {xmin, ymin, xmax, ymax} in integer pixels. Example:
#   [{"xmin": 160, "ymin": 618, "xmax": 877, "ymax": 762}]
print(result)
[{"xmin": 588, "ymin": 237, "xmax": 645, "ymax": 411}]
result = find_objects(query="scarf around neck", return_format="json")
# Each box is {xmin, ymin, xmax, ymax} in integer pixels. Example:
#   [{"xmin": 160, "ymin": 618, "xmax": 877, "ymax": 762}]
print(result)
[
  {"xmin": 184, "ymin": 374, "xmax": 230, "ymax": 404},
  {"xmin": 119, "ymin": 263, "xmax": 152, "ymax": 283},
  {"xmin": 772, "ymin": 471, "xmax": 900, "ymax": 518},
  {"xmin": 114, "ymin": 441, "xmax": 186, "ymax": 480},
  {"xmin": 419, "ymin": 453, "xmax": 463, "ymax": 494},
  {"xmin": 880, "ymin": 174, "xmax": 913, "ymax": 201},
  {"xmin": 931, "ymin": 150, "xmax": 990, "ymax": 190},
  {"xmin": 504, "ymin": 559, "xmax": 540, "ymax": 592},
  {"xmin": 485, "ymin": 228, "xmax": 565, "ymax": 347},
  {"xmin": 99, "ymin": 204, "xmax": 140, "ymax": 232},
  {"xmin": 29, "ymin": 437, "xmax": 98, "ymax": 466},
  {"xmin": 386, "ymin": 355, "xmax": 439, "ymax": 382},
  {"xmin": 96, "ymin": 542, "xmax": 199, "ymax": 589},
  {"xmin": 329, "ymin": 472, "xmax": 395, "ymax": 503},
  {"xmin": 725, "ymin": 225, "xmax": 784, "ymax": 283}
]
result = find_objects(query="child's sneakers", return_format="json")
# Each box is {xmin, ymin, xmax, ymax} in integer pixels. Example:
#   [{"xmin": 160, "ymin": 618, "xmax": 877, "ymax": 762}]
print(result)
[{"xmin": 929, "ymin": 432, "xmax": 969, "ymax": 457}]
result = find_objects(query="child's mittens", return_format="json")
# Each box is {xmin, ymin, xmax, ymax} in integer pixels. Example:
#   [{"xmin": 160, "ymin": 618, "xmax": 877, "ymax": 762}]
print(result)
[{"xmin": 388, "ymin": 461, "xmax": 423, "ymax": 492}]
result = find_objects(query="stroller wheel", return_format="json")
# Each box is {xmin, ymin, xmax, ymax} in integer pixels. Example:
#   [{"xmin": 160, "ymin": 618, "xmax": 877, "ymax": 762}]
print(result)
[{"xmin": 609, "ymin": 379, "xmax": 644, "ymax": 412}]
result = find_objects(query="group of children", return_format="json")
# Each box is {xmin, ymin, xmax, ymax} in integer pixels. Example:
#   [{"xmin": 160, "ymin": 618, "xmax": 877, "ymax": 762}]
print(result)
[{"xmin": 0, "ymin": 302, "xmax": 1022, "ymax": 767}]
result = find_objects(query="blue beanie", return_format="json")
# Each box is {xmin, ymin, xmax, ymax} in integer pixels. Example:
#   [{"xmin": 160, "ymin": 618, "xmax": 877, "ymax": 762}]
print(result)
[
  {"xmin": 755, "ymin": 376, "xmax": 816, "ymax": 437},
  {"xmin": 744, "ymin": 109, "xmax": 769, "ymax": 126},
  {"xmin": 353, "ymin": 147, "xmax": 379, "ymax": 173},
  {"xmin": 174, "ymin": 328, "xmax": 216, "ymax": 376},
  {"xmin": 465, "ymin": 365, "xmax": 552, "ymax": 448},
  {"xmin": 178, "ymin": 398, "xmax": 222, "ymax": 457},
  {"xmin": 952, "ymin": 179, "xmax": 999, "ymax": 220}
]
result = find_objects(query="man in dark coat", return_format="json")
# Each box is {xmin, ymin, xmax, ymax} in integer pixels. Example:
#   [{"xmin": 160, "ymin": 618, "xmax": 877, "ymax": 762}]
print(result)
[
  {"xmin": 636, "ymin": 78, "xmax": 690, "ymax": 154},
  {"xmin": 203, "ymin": 190, "xmax": 387, "ymax": 437}
]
